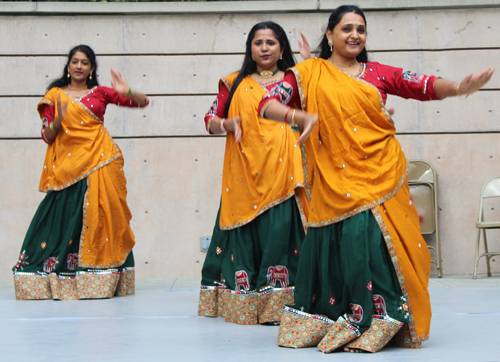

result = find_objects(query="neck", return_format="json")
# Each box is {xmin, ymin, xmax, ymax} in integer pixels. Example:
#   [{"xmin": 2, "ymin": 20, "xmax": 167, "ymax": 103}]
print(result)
[
  {"xmin": 68, "ymin": 81, "xmax": 88, "ymax": 90},
  {"xmin": 329, "ymin": 55, "xmax": 357, "ymax": 67}
]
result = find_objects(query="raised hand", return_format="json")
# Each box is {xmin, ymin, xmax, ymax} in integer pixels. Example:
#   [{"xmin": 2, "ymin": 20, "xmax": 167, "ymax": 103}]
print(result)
[
  {"xmin": 110, "ymin": 67, "xmax": 129, "ymax": 95},
  {"xmin": 458, "ymin": 67, "xmax": 495, "ymax": 96},
  {"xmin": 298, "ymin": 31, "xmax": 312, "ymax": 61},
  {"xmin": 54, "ymin": 94, "xmax": 68, "ymax": 127}
]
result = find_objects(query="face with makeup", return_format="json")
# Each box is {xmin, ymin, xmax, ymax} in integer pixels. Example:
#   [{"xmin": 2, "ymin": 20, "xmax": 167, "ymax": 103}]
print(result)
[
  {"xmin": 250, "ymin": 28, "xmax": 283, "ymax": 73},
  {"xmin": 326, "ymin": 12, "xmax": 367, "ymax": 62}
]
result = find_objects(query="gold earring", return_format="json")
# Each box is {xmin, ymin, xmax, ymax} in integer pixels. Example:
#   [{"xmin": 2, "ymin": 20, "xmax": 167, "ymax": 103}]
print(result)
[
  {"xmin": 89, "ymin": 75, "xmax": 92, "ymax": 80},
  {"xmin": 279, "ymin": 54, "xmax": 282, "ymax": 60},
  {"xmin": 67, "ymin": 73, "xmax": 70, "ymax": 78}
]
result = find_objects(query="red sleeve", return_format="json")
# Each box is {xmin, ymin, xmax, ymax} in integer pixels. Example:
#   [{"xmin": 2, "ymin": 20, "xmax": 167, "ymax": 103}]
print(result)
[
  {"xmin": 99, "ymin": 86, "xmax": 149, "ymax": 108},
  {"xmin": 204, "ymin": 83, "xmax": 230, "ymax": 133},
  {"xmin": 363, "ymin": 63, "xmax": 439, "ymax": 103},
  {"xmin": 40, "ymin": 104, "xmax": 55, "ymax": 144},
  {"xmin": 258, "ymin": 72, "xmax": 299, "ymax": 117}
]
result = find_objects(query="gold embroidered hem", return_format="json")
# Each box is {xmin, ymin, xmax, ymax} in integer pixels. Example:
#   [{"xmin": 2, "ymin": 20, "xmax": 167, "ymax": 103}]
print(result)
[
  {"xmin": 343, "ymin": 315, "xmax": 404, "ymax": 353},
  {"xmin": 278, "ymin": 306, "xmax": 336, "ymax": 348},
  {"xmin": 198, "ymin": 286, "xmax": 295, "ymax": 325},
  {"xmin": 13, "ymin": 269, "xmax": 135, "ymax": 300}
]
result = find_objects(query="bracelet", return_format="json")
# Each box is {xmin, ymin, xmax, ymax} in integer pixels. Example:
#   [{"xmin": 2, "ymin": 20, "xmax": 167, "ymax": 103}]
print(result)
[
  {"xmin": 284, "ymin": 108, "xmax": 292, "ymax": 123},
  {"xmin": 124, "ymin": 87, "xmax": 133, "ymax": 99},
  {"xmin": 49, "ymin": 122, "xmax": 59, "ymax": 132},
  {"xmin": 206, "ymin": 117, "xmax": 213, "ymax": 134},
  {"xmin": 291, "ymin": 110, "xmax": 296, "ymax": 128},
  {"xmin": 220, "ymin": 118, "xmax": 227, "ymax": 133},
  {"xmin": 455, "ymin": 84, "xmax": 461, "ymax": 96}
]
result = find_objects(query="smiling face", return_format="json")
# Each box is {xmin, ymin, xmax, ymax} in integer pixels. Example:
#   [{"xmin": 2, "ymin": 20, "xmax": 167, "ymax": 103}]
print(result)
[
  {"xmin": 67, "ymin": 50, "xmax": 94, "ymax": 83},
  {"xmin": 250, "ymin": 28, "xmax": 283, "ymax": 73},
  {"xmin": 327, "ymin": 12, "xmax": 366, "ymax": 61}
]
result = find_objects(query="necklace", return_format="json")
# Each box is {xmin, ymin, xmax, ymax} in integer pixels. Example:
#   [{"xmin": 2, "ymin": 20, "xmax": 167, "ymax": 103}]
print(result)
[
  {"xmin": 329, "ymin": 59, "xmax": 358, "ymax": 69},
  {"xmin": 67, "ymin": 84, "xmax": 88, "ymax": 91},
  {"xmin": 257, "ymin": 68, "xmax": 279, "ymax": 79}
]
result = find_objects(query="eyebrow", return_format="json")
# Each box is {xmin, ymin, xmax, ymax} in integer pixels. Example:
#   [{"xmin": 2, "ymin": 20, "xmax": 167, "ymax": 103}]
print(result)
[{"xmin": 341, "ymin": 23, "xmax": 365, "ymax": 27}]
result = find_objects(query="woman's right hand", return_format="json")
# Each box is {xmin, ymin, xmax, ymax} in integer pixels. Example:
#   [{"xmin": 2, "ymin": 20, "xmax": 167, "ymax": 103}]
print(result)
[
  {"xmin": 296, "ymin": 113, "xmax": 318, "ymax": 144},
  {"xmin": 54, "ymin": 94, "xmax": 68, "ymax": 128},
  {"xmin": 223, "ymin": 116, "xmax": 242, "ymax": 142}
]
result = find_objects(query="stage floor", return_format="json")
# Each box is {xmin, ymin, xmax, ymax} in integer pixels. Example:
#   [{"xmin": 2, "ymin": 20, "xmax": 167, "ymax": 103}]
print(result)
[{"xmin": 1, "ymin": 276, "xmax": 498, "ymax": 362}]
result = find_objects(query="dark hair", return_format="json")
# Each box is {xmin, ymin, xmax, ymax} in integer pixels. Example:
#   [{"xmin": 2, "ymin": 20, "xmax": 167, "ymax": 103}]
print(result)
[
  {"xmin": 47, "ymin": 44, "xmax": 99, "ymax": 90},
  {"xmin": 224, "ymin": 21, "xmax": 296, "ymax": 115},
  {"xmin": 316, "ymin": 5, "xmax": 369, "ymax": 63}
]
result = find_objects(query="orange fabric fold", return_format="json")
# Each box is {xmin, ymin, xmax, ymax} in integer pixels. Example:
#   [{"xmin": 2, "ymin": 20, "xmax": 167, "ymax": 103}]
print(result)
[
  {"xmin": 292, "ymin": 58, "xmax": 431, "ymax": 344},
  {"xmin": 292, "ymin": 59, "xmax": 404, "ymax": 226},
  {"xmin": 37, "ymin": 88, "xmax": 134, "ymax": 268},
  {"xmin": 219, "ymin": 73, "xmax": 308, "ymax": 230}
]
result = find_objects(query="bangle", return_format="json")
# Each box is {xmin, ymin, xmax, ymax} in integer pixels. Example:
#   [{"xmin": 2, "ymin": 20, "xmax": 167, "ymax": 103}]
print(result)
[
  {"xmin": 206, "ymin": 117, "xmax": 213, "ymax": 134},
  {"xmin": 291, "ymin": 110, "xmax": 296, "ymax": 128},
  {"xmin": 284, "ymin": 108, "xmax": 292, "ymax": 123},
  {"xmin": 124, "ymin": 87, "xmax": 133, "ymax": 99},
  {"xmin": 455, "ymin": 84, "xmax": 461, "ymax": 96},
  {"xmin": 220, "ymin": 118, "xmax": 227, "ymax": 133},
  {"xmin": 49, "ymin": 122, "xmax": 59, "ymax": 132}
]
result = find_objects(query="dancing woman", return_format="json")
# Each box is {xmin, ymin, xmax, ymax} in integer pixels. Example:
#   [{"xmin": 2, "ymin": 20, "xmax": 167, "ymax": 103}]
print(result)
[
  {"xmin": 259, "ymin": 5, "xmax": 493, "ymax": 351},
  {"xmin": 198, "ymin": 22, "xmax": 316, "ymax": 324},
  {"xmin": 13, "ymin": 45, "xmax": 149, "ymax": 300}
]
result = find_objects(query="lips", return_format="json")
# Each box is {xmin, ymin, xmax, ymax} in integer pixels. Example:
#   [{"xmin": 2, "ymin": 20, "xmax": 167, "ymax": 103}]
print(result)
[{"xmin": 261, "ymin": 55, "xmax": 270, "ymax": 59}]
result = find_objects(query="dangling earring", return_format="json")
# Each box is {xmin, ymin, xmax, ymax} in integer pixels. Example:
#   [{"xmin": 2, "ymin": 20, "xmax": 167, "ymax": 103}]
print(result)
[
  {"xmin": 89, "ymin": 74, "xmax": 92, "ymax": 80},
  {"xmin": 279, "ymin": 54, "xmax": 283, "ymax": 60},
  {"xmin": 67, "ymin": 73, "xmax": 70, "ymax": 78},
  {"xmin": 328, "ymin": 40, "xmax": 333, "ymax": 52}
]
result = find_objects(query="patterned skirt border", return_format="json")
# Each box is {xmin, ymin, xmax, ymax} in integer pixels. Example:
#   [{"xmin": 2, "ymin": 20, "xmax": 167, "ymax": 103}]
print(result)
[{"xmin": 13, "ymin": 268, "xmax": 134, "ymax": 300}]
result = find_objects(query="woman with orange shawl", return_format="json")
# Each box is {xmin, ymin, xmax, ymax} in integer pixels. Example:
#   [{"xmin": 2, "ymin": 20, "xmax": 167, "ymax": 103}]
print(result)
[
  {"xmin": 197, "ymin": 22, "xmax": 316, "ymax": 325},
  {"xmin": 259, "ymin": 5, "xmax": 494, "ymax": 352},
  {"xmin": 12, "ymin": 45, "xmax": 149, "ymax": 300}
]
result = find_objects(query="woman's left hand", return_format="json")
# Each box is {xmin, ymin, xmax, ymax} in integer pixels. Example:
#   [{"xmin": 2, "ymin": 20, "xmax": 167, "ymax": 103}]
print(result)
[
  {"xmin": 298, "ymin": 31, "xmax": 311, "ymax": 61},
  {"xmin": 458, "ymin": 67, "xmax": 495, "ymax": 96},
  {"xmin": 110, "ymin": 67, "xmax": 129, "ymax": 95}
]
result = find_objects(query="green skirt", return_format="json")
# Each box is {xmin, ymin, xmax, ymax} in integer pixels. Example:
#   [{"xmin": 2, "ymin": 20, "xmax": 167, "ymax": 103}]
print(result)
[
  {"xmin": 198, "ymin": 196, "xmax": 305, "ymax": 324},
  {"xmin": 12, "ymin": 179, "xmax": 134, "ymax": 300},
  {"xmin": 278, "ymin": 210, "xmax": 409, "ymax": 352}
]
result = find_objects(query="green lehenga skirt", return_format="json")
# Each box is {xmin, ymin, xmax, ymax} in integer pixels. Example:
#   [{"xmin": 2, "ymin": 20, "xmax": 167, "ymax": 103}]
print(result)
[
  {"xmin": 12, "ymin": 179, "xmax": 134, "ymax": 300},
  {"xmin": 198, "ymin": 196, "xmax": 305, "ymax": 324},
  {"xmin": 278, "ymin": 210, "xmax": 409, "ymax": 352}
]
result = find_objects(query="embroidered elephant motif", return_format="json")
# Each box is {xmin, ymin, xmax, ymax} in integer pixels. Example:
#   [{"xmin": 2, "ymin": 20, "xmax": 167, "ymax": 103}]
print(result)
[
  {"xmin": 43, "ymin": 257, "xmax": 58, "ymax": 273},
  {"xmin": 349, "ymin": 303, "xmax": 364, "ymax": 323},
  {"xmin": 235, "ymin": 270, "xmax": 250, "ymax": 290},
  {"xmin": 266, "ymin": 265, "xmax": 289, "ymax": 287},
  {"xmin": 67, "ymin": 253, "xmax": 78, "ymax": 271},
  {"xmin": 372, "ymin": 294, "xmax": 388, "ymax": 316}
]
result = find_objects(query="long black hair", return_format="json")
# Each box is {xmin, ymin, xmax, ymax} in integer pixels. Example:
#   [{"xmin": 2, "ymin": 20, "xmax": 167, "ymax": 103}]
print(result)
[
  {"xmin": 224, "ymin": 21, "xmax": 296, "ymax": 115},
  {"xmin": 47, "ymin": 44, "xmax": 99, "ymax": 91},
  {"xmin": 316, "ymin": 5, "xmax": 369, "ymax": 63}
]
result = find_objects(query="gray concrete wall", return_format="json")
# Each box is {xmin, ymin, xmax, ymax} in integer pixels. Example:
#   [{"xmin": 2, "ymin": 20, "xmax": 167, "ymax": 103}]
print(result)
[{"xmin": 1, "ymin": 0, "xmax": 499, "ymax": 282}]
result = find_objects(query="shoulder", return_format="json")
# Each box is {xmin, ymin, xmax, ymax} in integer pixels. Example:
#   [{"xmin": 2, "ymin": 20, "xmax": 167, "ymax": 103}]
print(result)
[{"xmin": 219, "ymin": 71, "xmax": 241, "ymax": 92}]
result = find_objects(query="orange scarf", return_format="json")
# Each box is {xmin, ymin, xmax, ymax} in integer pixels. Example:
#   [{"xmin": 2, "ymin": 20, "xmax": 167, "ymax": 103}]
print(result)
[{"xmin": 219, "ymin": 73, "xmax": 308, "ymax": 230}]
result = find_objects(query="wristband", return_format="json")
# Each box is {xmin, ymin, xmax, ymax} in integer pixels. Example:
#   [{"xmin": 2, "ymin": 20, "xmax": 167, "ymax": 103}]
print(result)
[
  {"xmin": 291, "ymin": 110, "xmax": 296, "ymax": 128},
  {"xmin": 284, "ymin": 108, "xmax": 292, "ymax": 123}
]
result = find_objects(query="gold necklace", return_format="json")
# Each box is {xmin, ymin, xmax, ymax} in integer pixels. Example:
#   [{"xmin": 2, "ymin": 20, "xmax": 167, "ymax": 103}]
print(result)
[
  {"xmin": 329, "ymin": 59, "xmax": 358, "ymax": 69},
  {"xmin": 67, "ymin": 84, "xmax": 88, "ymax": 91},
  {"xmin": 257, "ymin": 68, "xmax": 279, "ymax": 79}
]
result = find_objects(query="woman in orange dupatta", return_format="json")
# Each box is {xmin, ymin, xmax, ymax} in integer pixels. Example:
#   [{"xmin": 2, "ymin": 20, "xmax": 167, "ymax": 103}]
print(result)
[
  {"xmin": 259, "ymin": 5, "xmax": 494, "ymax": 353},
  {"xmin": 197, "ymin": 22, "xmax": 316, "ymax": 325},
  {"xmin": 12, "ymin": 45, "xmax": 149, "ymax": 300}
]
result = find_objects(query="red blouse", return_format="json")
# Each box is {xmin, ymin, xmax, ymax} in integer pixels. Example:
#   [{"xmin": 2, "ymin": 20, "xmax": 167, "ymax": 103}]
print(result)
[
  {"xmin": 41, "ymin": 86, "xmax": 148, "ymax": 143},
  {"xmin": 204, "ymin": 76, "xmax": 297, "ymax": 132},
  {"xmin": 258, "ymin": 61, "xmax": 440, "ymax": 114}
]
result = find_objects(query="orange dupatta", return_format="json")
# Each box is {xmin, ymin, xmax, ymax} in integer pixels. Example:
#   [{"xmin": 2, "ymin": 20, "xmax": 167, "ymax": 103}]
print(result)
[
  {"xmin": 292, "ymin": 58, "xmax": 431, "ymax": 346},
  {"xmin": 218, "ymin": 73, "xmax": 308, "ymax": 230},
  {"xmin": 37, "ymin": 88, "xmax": 134, "ymax": 268}
]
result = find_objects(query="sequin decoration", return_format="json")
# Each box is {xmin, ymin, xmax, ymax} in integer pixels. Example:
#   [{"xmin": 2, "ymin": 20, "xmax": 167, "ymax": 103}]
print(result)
[{"xmin": 216, "ymin": 247, "xmax": 222, "ymax": 255}]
